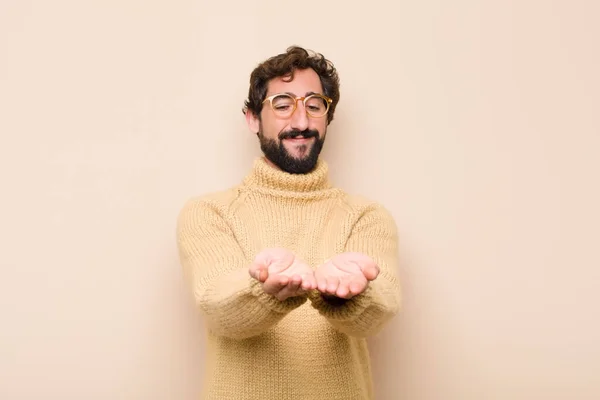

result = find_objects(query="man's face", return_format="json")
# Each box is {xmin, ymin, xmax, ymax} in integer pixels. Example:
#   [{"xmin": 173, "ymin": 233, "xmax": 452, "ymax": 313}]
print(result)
[{"xmin": 247, "ymin": 68, "xmax": 329, "ymax": 174}]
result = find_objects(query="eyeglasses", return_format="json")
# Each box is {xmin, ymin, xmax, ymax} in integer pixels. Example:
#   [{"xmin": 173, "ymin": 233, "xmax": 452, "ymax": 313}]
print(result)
[{"xmin": 262, "ymin": 93, "xmax": 333, "ymax": 118}]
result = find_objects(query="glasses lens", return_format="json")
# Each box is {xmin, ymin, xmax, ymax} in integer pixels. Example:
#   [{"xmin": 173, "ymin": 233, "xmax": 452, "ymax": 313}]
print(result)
[
  {"xmin": 305, "ymin": 95, "xmax": 329, "ymax": 117},
  {"xmin": 271, "ymin": 94, "xmax": 295, "ymax": 117}
]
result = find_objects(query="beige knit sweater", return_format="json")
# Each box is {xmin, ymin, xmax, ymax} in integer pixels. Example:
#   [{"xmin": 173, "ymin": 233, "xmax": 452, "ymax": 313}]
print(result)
[{"xmin": 176, "ymin": 156, "xmax": 402, "ymax": 400}]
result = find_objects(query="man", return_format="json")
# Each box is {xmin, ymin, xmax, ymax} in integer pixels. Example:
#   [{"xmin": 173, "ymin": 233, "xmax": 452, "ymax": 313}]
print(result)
[{"xmin": 176, "ymin": 46, "xmax": 401, "ymax": 400}]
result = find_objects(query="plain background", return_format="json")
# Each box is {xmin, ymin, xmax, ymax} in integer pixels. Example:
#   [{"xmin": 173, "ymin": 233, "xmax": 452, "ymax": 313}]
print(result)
[{"xmin": 1, "ymin": 1, "xmax": 599, "ymax": 399}]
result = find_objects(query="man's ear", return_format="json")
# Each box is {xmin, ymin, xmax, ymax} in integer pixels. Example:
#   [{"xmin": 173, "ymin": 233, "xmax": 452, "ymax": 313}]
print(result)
[{"xmin": 245, "ymin": 109, "xmax": 260, "ymax": 134}]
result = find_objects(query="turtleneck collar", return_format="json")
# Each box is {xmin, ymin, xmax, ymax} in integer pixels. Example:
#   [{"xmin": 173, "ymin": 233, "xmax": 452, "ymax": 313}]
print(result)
[{"xmin": 242, "ymin": 156, "xmax": 332, "ymax": 193}]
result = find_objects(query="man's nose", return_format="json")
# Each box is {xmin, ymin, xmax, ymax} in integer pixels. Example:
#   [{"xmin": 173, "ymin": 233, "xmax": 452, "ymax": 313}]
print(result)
[{"xmin": 290, "ymin": 101, "xmax": 309, "ymax": 131}]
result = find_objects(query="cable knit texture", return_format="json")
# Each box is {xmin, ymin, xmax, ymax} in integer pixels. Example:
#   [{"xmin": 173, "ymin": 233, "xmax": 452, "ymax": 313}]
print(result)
[{"xmin": 176, "ymin": 157, "xmax": 402, "ymax": 400}]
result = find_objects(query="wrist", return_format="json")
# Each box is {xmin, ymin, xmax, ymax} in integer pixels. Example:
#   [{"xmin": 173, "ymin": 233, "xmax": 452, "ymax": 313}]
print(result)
[{"xmin": 308, "ymin": 286, "xmax": 374, "ymax": 321}]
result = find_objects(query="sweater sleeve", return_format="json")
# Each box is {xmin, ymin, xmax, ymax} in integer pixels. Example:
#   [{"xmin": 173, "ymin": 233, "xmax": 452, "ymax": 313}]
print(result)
[
  {"xmin": 176, "ymin": 197, "xmax": 307, "ymax": 340},
  {"xmin": 308, "ymin": 203, "xmax": 402, "ymax": 338}
]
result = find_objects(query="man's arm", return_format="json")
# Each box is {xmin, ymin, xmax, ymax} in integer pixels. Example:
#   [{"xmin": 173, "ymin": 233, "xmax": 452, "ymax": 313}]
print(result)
[
  {"xmin": 308, "ymin": 203, "xmax": 402, "ymax": 338},
  {"xmin": 176, "ymin": 197, "xmax": 306, "ymax": 340}
]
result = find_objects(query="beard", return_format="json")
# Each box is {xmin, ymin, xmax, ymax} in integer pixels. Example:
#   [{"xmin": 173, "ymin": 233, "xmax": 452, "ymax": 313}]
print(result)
[{"xmin": 258, "ymin": 128, "xmax": 325, "ymax": 174}]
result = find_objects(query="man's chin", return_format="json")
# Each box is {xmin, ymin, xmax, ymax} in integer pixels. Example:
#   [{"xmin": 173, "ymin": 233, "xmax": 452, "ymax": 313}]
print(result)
[
  {"xmin": 285, "ymin": 151, "xmax": 312, "ymax": 161},
  {"xmin": 258, "ymin": 133, "xmax": 323, "ymax": 174},
  {"xmin": 273, "ymin": 151, "xmax": 318, "ymax": 174}
]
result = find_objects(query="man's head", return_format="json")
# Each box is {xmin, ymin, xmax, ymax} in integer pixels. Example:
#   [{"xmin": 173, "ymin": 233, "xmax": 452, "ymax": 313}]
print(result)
[{"xmin": 243, "ymin": 46, "xmax": 340, "ymax": 174}]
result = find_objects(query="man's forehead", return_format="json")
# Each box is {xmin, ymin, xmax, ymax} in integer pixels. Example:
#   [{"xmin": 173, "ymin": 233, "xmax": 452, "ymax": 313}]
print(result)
[{"xmin": 267, "ymin": 69, "xmax": 323, "ymax": 95}]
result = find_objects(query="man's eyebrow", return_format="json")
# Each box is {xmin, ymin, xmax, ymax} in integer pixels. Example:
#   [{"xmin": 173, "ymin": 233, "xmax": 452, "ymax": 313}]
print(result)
[{"xmin": 280, "ymin": 91, "xmax": 321, "ymax": 97}]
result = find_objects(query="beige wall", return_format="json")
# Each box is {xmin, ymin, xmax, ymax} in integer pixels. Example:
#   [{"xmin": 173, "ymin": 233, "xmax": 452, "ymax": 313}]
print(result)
[{"xmin": 1, "ymin": 1, "xmax": 599, "ymax": 399}]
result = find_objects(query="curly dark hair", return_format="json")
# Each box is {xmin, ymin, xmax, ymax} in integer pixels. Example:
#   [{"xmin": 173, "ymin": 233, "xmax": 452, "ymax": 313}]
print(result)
[{"xmin": 242, "ymin": 46, "xmax": 341, "ymax": 124}]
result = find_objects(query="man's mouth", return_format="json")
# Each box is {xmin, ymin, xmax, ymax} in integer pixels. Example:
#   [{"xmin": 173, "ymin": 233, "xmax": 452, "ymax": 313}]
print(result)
[
  {"xmin": 280, "ymin": 130, "xmax": 318, "ymax": 141},
  {"xmin": 285, "ymin": 135, "xmax": 312, "ymax": 142}
]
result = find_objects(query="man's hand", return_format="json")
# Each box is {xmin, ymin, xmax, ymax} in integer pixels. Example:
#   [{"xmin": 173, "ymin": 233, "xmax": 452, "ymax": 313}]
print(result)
[
  {"xmin": 249, "ymin": 248, "xmax": 317, "ymax": 301},
  {"xmin": 314, "ymin": 252, "xmax": 380, "ymax": 299}
]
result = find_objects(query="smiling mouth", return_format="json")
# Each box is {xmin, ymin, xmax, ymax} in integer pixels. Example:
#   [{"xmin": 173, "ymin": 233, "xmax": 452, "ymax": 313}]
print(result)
[
  {"xmin": 284, "ymin": 135, "xmax": 313, "ymax": 140},
  {"xmin": 284, "ymin": 137, "xmax": 313, "ymax": 146}
]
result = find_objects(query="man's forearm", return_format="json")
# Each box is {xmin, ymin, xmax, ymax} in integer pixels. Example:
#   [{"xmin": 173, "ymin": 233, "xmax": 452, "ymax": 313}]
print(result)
[
  {"xmin": 308, "ymin": 272, "xmax": 400, "ymax": 338},
  {"xmin": 192, "ymin": 267, "xmax": 307, "ymax": 340}
]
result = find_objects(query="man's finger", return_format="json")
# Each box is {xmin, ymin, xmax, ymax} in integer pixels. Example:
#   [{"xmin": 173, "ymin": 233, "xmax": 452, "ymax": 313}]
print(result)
[
  {"xmin": 315, "ymin": 270, "xmax": 327, "ymax": 292},
  {"xmin": 361, "ymin": 263, "xmax": 380, "ymax": 281},
  {"xmin": 276, "ymin": 275, "xmax": 302, "ymax": 301},
  {"xmin": 285, "ymin": 275, "xmax": 302, "ymax": 294},
  {"xmin": 301, "ymin": 273, "xmax": 317, "ymax": 291},
  {"xmin": 335, "ymin": 280, "xmax": 351, "ymax": 299},
  {"xmin": 249, "ymin": 263, "xmax": 268, "ymax": 282},
  {"xmin": 325, "ymin": 276, "xmax": 339, "ymax": 295},
  {"xmin": 263, "ymin": 275, "xmax": 288, "ymax": 295},
  {"xmin": 348, "ymin": 279, "xmax": 366, "ymax": 296},
  {"xmin": 259, "ymin": 269, "xmax": 268, "ymax": 282}
]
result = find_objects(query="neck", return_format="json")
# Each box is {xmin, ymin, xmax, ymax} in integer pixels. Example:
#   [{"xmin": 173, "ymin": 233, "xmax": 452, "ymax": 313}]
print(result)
[{"xmin": 242, "ymin": 156, "xmax": 332, "ymax": 193}]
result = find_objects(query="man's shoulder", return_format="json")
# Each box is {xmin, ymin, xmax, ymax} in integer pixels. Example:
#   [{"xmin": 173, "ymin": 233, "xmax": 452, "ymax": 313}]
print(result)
[
  {"xmin": 332, "ymin": 190, "xmax": 398, "ymax": 234},
  {"xmin": 177, "ymin": 187, "xmax": 242, "ymax": 223},
  {"xmin": 184, "ymin": 187, "xmax": 241, "ymax": 206},
  {"xmin": 336, "ymin": 190, "xmax": 393, "ymax": 216}
]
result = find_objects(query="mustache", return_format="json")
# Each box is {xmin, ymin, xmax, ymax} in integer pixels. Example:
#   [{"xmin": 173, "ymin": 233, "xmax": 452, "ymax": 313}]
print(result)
[{"xmin": 278, "ymin": 129, "xmax": 319, "ymax": 140}]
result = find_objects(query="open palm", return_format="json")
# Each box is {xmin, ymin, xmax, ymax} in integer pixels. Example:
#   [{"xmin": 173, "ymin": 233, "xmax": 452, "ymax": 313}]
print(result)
[
  {"xmin": 249, "ymin": 248, "xmax": 317, "ymax": 301},
  {"xmin": 315, "ymin": 252, "xmax": 379, "ymax": 299}
]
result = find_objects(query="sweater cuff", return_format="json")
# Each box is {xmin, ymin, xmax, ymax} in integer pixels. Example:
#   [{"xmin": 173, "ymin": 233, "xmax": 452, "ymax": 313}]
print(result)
[
  {"xmin": 249, "ymin": 276, "xmax": 307, "ymax": 313},
  {"xmin": 307, "ymin": 286, "xmax": 373, "ymax": 321}
]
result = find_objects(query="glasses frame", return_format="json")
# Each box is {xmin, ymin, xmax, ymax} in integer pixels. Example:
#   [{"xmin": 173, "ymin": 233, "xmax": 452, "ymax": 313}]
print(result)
[{"xmin": 262, "ymin": 92, "xmax": 333, "ymax": 118}]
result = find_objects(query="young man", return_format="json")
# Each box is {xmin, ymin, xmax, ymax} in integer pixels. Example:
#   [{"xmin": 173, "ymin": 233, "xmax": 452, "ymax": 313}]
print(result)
[{"xmin": 177, "ymin": 46, "xmax": 401, "ymax": 400}]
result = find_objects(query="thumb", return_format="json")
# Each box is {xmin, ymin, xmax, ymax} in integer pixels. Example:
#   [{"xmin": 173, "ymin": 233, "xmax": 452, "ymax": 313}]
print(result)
[
  {"xmin": 360, "ymin": 261, "xmax": 380, "ymax": 281},
  {"xmin": 249, "ymin": 261, "xmax": 268, "ymax": 282}
]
